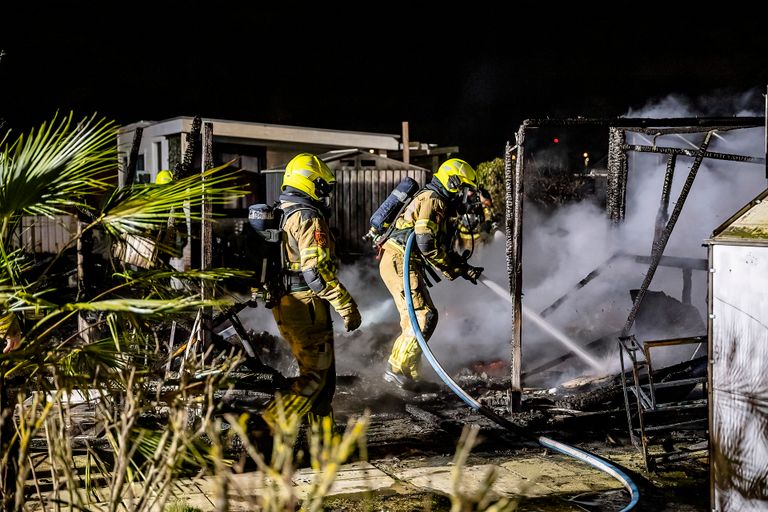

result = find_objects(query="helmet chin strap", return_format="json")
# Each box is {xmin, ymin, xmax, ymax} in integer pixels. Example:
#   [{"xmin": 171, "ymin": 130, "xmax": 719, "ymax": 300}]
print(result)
[{"xmin": 319, "ymin": 196, "xmax": 333, "ymax": 219}]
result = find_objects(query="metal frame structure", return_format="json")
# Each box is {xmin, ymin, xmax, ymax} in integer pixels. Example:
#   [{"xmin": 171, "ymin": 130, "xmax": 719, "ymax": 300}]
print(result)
[{"xmin": 618, "ymin": 334, "xmax": 708, "ymax": 470}]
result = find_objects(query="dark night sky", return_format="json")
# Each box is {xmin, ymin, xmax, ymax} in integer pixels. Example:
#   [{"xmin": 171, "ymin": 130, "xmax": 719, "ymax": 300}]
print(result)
[{"xmin": 2, "ymin": 6, "xmax": 767, "ymax": 165}]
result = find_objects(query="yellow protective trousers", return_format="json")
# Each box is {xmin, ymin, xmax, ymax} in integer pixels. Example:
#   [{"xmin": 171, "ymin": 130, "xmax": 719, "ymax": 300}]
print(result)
[
  {"xmin": 379, "ymin": 247, "xmax": 438, "ymax": 380},
  {"xmin": 262, "ymin": 290, "xmax": 335, "ymax": 429}
]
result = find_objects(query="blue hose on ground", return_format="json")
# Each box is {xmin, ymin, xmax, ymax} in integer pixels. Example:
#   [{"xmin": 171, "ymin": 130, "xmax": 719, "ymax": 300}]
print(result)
[{"xmin": 402, "ymin": 231, "xmax": 639, "ymax": 512}]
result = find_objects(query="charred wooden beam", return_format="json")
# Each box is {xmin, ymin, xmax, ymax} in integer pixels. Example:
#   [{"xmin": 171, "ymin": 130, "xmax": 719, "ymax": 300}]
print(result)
[
  {"xmin": 179, "ymin": 116, "xmax": 203, "ymax": 270},
  {"xmin": 682, "ymin": 268, "xmax": 693, "ymax": 305},
  {"xmin": 523, "ymin": 117, "xmax": 763, "ymax": 128},
  {"xmin": 653, "ymin": 447, "xmax": 708, "ymax": 464},
  {"xmin": 607, "ymin": 128, "xmax": 628, "ymax": 222},
  {"xmin": 405, "ymin": 404, "xmax": 442, "ymax": 426},
  {"xmin": 175, "ymin": 115, "xmax": 202, "ymax": 180},
  {"xmin": 622, "ymin": 143, "xmax": 765, "ymax": 164},
  {"xmin": 201, "ymin": 122, "xmax": 214, "ymax": 276},
  {"xmin": 201, "ymin": 122, "xmax": 214, "ymax": 350},
  {"xmin": 505, "ymin": 137, "xmax": 523, "ymax": 413},
  {"xmin": 642, "ymin": 418, "xmax": 707, "ymax": 433},
  {"xmin": 631, "ymin": 254, "xmax": 708, "ymax": 270},
  {"xmin": 539, "ymin": 252, "xmax": 706, "ymax": 319},
  {"xmin": 540, "ymin": 253, "xmax": 622, "ymax": 318},
  {"xmin": 621, "ymin": 131, "xmax": 713, "ymax": 338},
  {"xmin": 123, "ymin": 127, "xmax": 143, "ymax": 187},
  {"xmin": 654, "ymin": 154, "xmax": 676, "ymax": 247},
  {"xmin": 624, "ymin": 125, "xmax": 757, "ymax": 135}
]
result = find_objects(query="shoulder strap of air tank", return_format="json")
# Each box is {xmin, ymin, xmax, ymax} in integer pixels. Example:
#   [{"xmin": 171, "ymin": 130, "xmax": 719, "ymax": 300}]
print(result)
[
  {"xmin": 375, "ymin": 194, "xmax": 417, "ymax": 247},
  {"xmin": 280, "ymin": 204, "xmax": 321, "ymax": 229}
]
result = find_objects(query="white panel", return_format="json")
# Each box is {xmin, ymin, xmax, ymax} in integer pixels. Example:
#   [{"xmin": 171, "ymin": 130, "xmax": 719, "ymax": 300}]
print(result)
[
  {"xmin": 711, "ymin": 244, "xmax": 768, "ymax": 511},
  {"xmin": 15, "ymin": 215, "xmax": 78, "ymax": 254}
]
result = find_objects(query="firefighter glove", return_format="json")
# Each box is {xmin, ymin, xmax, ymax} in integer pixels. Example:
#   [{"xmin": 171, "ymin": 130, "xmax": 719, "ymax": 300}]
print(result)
[
  {"xmin": 339, "ymin": 301, "xmax": 362, "ymax": 332},
  {"xmin": 462, "ymin": 264, "xmax": 484, "ymax": 285},
  {"xmin": 443, "ymin": 252, "xmax": 465, "ymax": 280}
]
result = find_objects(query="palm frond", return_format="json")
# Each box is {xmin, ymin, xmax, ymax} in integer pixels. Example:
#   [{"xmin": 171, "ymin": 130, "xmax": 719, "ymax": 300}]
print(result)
[
  {"xmin": 0, "ymin": 112, "xmax": 117, "ymax": 222},
  {"xmin": 98, "ymin": 166, "xmax": 248, "ymax": 236},
  {"xmin": 0, "ymin": 241, "xmax": 34, "ymax": 290},
  {"xmin": 111, "ymin": 267, "xmax": 254, "ymax": 286},
  {"xmin": 63, "ymin": 297, "xmax": 232, "ymax": 316},
  {"xmin": 7, "ymin": 288, "xmax": 60, "ymax": 309},
  {"xmin": 57, "ymin": 337, "xmax": 130, "ymax": 377}
]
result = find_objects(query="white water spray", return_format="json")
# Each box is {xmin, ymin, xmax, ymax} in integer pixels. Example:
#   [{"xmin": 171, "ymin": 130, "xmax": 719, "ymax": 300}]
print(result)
[{"xmin": 478, "ymin": 277, "xmax": 604, "ymax": 373}]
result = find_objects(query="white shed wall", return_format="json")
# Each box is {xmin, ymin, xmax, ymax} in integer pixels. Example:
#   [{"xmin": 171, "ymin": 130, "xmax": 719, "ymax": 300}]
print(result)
[{"xmin": 710, "ymin": 243, "xmax": 768, "ymax": 511}]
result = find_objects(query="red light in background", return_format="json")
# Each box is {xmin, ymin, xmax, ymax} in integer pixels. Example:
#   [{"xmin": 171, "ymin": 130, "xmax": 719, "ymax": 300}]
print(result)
[{"xmin": 553, "ymin": 138, "xmax": 559, "ymax": 144}]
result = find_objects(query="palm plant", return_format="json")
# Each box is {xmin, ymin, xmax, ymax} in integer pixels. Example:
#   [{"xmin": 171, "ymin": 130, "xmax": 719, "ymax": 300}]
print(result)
[{"xmin": 0, "ymin": 113, "xmax": 252, "ymax": 510}]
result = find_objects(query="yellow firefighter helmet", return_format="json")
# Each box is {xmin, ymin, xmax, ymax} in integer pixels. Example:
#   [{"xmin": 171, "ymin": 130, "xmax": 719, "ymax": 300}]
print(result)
[
  {"xmin": 433, "ymin": 158, "xmax": 477, "ymax": 193},
  {"xmin": 281, "ymin": 153, "xmax": 336, "ymax": 200},
  {"xmin": 155, "ymin": 169, "xmax": 174, "ymax": 185}
]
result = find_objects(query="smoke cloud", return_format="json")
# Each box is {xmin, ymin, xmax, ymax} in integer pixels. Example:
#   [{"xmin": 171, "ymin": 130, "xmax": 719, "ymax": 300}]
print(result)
[{"xmin": 521, "ymin": 88, "xmax": 766, "ymax": 383}]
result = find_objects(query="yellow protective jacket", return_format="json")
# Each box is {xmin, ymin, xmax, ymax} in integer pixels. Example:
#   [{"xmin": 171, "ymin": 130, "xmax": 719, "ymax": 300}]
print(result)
[
  {"xmin": 280, "ymin": 199, "xmax": 356, "ymax": 316},
  {"xmin": 384, "ymin": 187, "xmax": 463, "ymax": 278}
]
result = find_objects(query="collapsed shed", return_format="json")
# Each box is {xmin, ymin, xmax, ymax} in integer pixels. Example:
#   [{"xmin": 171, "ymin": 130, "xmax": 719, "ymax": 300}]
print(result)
[
  {"xmin": 504, "ymin": 116, "xmax": 765, "ymax": 406},
  {"xmin": 500, "ymin": 116, "xmax": 766, "ymax": 474}
]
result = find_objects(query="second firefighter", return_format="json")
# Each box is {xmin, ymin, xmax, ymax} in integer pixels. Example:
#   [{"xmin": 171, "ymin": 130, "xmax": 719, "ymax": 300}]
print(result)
[{"xmin": 378, "ymin": 158, "xmax": 483, "ymax": 390}]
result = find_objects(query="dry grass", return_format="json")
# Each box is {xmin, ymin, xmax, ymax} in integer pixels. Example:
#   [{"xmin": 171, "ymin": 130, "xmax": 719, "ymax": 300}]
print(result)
[
  {"xmin": 4, "ymin": 366, "xmax": 525, "ymax": 512},
  {"xmin": 4, "ymin": 353, "xmax": 373, "ymax": 512},
  {"xmin": 449, "ymin": 425, "xmax": 518, "ymax": 512}
]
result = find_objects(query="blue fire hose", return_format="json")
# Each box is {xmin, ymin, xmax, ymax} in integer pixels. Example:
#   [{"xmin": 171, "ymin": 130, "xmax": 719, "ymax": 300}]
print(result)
[{"xmin": 402, "ymin": 231, "xmax": 639, "ymax": 511}]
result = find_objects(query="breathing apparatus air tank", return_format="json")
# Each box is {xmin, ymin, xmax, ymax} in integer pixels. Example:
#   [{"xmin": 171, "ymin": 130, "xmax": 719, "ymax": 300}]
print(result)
[
  {"xmin": 246, "ymin": 203, "xmax": 284, "ymax": 307},
  {"xmin": 364, "ymin": 176, "xmax": 420, "ymax": 245}
]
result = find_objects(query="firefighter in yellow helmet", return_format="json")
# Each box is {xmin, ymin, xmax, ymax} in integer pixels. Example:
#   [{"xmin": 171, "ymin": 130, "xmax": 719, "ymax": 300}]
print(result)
[
  {"xmin": 262, "ymin": 153, "xmax": 362, "ymax": 429},
  {"xmin": 155, "ymin": 169, "xmax": 174, "ymax": 185},
  {"xmin": 379, "ymin": 158, "xmax": 483, "ymax": 390}
]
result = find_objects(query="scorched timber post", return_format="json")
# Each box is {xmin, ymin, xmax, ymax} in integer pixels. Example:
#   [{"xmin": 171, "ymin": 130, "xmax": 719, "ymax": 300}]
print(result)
[
  {"xmin": 607, "ymin": 127, "xmax": 628, "ymax": 223},
  {"xmin": 505, "ymin": 132, "xmax": 524, "ymax": 413},
  {"xmin": 201, "ymin": 122, "xmax": 214, "ymax": 351}
]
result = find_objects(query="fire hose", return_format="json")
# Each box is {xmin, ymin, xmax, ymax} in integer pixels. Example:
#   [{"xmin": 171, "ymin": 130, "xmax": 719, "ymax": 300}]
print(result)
[{"xmin": 402, "ymin": 231, "xmax": 639, "ymax": 511}]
